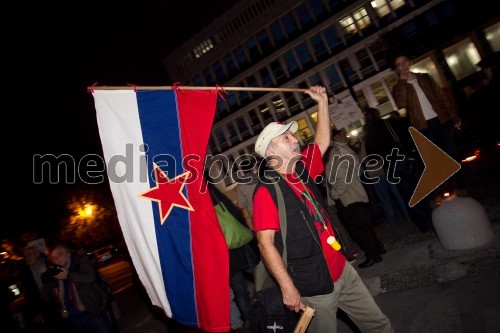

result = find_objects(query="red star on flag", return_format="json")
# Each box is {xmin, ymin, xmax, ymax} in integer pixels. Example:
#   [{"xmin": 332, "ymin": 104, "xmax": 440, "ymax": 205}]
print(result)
[{"xmin": 139, "ymin": 163, "xmax": 194, "ymax": 224}]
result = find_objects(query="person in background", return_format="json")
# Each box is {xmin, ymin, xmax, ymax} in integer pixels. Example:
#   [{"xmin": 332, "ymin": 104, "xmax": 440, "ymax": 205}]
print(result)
[
  {"xmin": 1, "ymin": 256, "xmax": 23, "ymax": 333},
  {"xmin": 475, "ymin": 51, "xmax": 500, "ymax": 150},
  {"xmin": 362, "ymin": 108, "xmax": 412, "ymax": 227},
  {"xmin": 236, "ymin": 161, "xmax": 260, "ymax": 229},
  {"xmin": 383, "ymin": 110, "xmax": 434, "ymax": 233},
  {"xmin": 19, "ymin": 246, "xmax": 54, "ymax": 333},
  {"xmin": 207, "ymin": 181, "xmax": 259, "ymax": 332},
  {"xmin": 392, "ymin": 53, "xmax": 462, "ymax": 191},
  {"xmin": 41, "ymin": 243, "xmax": 113, "ymax": 333},
  {"xmin": 392, "ymin": 53, "xmax": 461, "ymax": 151},
  {"xmin": 326, "ymin": 128, "xmax": 388, "ymax": 268},
  {"xmin": 323, "ymin": 148, "xmax": 359, "ymax": 262},
  {"xmin": 253, "ymin": 85, "xmax": 393, "ymax": 332}
]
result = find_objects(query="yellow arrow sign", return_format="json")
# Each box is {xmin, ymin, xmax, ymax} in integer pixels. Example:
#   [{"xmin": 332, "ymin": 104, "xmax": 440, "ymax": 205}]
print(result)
[{"xmin": 409, "ymin": 127, "xmax": 461, "ymax": 207}]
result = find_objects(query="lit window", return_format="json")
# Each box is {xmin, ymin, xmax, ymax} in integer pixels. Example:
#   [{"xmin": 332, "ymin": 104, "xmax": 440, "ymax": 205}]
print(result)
[
  {"xmin": 371, "ymin": 0, "xmax": 391, "ymax": 17},
  {"xmin": 484, "ymin": 22, "xmax": 500, "ymax": 51},
  {"xmin": 353, "ymin": 8, "xmax": 370, "ymax": 29},
  {"xmin": 297, "ymin": 117, "xmax": 313, "ymax": 141},
  {"xmin": 339, "ymin": 16, "xmax": 357, "ymax": 35},
  {"xmin": 272, "ymin": 97, "xmax": 285, "ymax": 113},
  {"xmin": 410, "ymin": 57, "xmax": 444, "ymax": 87},
  {"xmin": 442, "ymin": 38, "xmax": 481, "ymax": 80},
  {"xmin": 389, "ymin": 0, "xmax": 406, "ymax": 10},
  {"xmin": 192, "ymin": 38, "xmax": 214, "ymax": 59},
  {"xmin": 339, "ymin": 7, "xmax": 371, "ymax": 34}
]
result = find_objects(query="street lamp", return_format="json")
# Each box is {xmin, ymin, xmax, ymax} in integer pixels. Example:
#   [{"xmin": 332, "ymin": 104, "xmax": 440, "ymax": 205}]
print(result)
[{"xmin": 80, "ymin": 204, "xmax": 93, "ymax": 218}]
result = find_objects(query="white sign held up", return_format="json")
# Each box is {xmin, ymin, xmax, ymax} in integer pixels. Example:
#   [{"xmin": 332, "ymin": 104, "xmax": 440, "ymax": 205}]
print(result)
[{"xmin": 328, "ymin": 95, "xmax": 363, "ymax": 129}]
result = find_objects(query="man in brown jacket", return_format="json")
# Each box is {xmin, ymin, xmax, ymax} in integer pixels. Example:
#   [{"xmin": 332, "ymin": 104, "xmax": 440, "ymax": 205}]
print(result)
[{"xmin": 392, "ymin": 54, "xmax": 461, "ymax": 161}]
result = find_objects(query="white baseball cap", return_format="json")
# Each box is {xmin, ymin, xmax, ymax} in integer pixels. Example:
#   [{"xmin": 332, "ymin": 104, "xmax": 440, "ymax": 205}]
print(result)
[{"xmin": 254, "ymin": 121, "xmax": 298, "ymax": 157}]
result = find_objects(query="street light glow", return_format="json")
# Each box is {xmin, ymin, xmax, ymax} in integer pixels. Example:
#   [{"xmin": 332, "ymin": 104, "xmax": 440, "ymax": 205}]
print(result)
[{"xmin": 79, "ymin": 204, "xmax": 93, "ymax": 217}]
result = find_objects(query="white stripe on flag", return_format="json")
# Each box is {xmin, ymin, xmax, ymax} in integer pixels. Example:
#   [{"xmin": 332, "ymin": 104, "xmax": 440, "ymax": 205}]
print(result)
[{"xmin": 93, "ymin": 90, "xmax": 171, "ymax": 315}]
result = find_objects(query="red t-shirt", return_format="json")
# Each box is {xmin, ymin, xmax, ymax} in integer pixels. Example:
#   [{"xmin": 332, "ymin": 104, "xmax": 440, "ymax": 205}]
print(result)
[{"xmin": 253, "ymin": 143, "xmax": 346, "ymax": 282}]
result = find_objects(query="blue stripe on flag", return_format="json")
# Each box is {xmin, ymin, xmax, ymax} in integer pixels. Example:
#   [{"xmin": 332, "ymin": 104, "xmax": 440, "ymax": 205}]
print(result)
[{"xmin": 136, "ymin": 90, "xmax": 197, "ymax": 325}]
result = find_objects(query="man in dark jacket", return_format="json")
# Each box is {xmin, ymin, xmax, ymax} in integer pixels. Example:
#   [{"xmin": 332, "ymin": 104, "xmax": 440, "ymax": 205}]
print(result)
[
  {"xmin": 41, "ymin": 244, "xmax": 113, "ymax": 333},
  {"xmin": 19, "ymin": 246, "xmax": 54, "ymax": 332},
  {"xmin": 363, "ymin": 108, "xmax": 433, "ymax": 233},
  {"xmin": 392, "ymin": 53, "xmax": 463, "ymax": 192},
  {"xmin": 392, "ymin": 53, "xmax": 461, "ymax": 159}
]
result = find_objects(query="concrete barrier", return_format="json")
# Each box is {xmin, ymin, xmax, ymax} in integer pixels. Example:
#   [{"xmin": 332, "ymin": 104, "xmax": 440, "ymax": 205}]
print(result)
[{"xmin": 432, "ymin": 196, "xmax": 494, "ymax": 250}]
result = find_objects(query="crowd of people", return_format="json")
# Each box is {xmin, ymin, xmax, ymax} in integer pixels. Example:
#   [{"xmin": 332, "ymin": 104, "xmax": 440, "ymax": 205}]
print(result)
[
  {"xmin": 226, "ymin": 50, "xmax": 498, "ymax": 331},
  {"xmin": 1, "ymin": 242, "xmax": 118, "ymax": 333},
  {"xmin": 5, "ymin": 50, "xmax": 497, "ymax": 333}
]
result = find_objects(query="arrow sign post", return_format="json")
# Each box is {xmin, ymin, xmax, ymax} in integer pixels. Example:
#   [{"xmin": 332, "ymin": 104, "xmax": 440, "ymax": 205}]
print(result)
[{"xmin": 408, "ymin": 127, "xmax": 461, "ymax": 207}]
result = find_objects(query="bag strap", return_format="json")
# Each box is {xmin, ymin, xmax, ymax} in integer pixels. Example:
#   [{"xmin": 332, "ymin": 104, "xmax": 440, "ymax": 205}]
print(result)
[
  {"xmin": 209, "ymin": 186, "xmax": 221, "ymax": 204},
  {"xmin": 273, "ymin": 181, "xmax": 287, "ymax": 266}
]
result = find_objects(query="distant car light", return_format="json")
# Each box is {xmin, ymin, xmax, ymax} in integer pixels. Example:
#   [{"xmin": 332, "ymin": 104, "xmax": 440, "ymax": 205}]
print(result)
[
  {"xmin": 462, "ymin": 155, "xmax": 478, "ymax": 162},
  {"xmin": 94, "ymin": 247, "xmax": 113, "ymax": 264},
  {"xmin": 9, "ymin": 284, "xmax": 21, "ymax": 296}
]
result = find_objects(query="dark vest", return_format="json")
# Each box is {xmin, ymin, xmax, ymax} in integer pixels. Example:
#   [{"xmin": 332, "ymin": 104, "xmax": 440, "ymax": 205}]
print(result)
[{"xmin": 255, "ymin": 162, "xmax": 333, "ymax": 296}]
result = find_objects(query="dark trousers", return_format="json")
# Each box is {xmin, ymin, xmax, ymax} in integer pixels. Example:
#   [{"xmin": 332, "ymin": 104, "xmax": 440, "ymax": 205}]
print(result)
[
  {"xmin": 336, "ymin": 201, "xmax": 385, "ymax": 260},
  {"xmin": 421, "ymin": 118, "xmax": 464, "ymax": 189},
  {"xmin": 421, "ymin": 118, "xmax": 457, "ymax": 160},
  {"xmin": 230, "ymin": 270, "xmax": 252, "ymax": 322},
  {"xmin": 395, "ymin": 162, "xmax": 434, "ymax": 233},
  {"xmin": 325, "ymin": 205, "xmax": 357, "ymax": 256}
]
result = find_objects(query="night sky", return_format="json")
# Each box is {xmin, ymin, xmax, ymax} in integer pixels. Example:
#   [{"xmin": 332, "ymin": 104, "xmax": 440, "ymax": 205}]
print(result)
[{"xmin": 13, "ymin": 0, "xmax": 238, "ymax": 238}]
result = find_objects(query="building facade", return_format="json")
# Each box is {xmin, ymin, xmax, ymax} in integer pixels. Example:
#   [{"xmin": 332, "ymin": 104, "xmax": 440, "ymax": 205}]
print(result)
[{"xmin": 163, "ymin": 0, "xmax": 499, "ymax": 193}]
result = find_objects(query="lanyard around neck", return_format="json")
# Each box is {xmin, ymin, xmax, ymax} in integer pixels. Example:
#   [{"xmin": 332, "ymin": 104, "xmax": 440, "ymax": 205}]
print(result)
[
  {"xmin": 279, "ymin": 171, "xmax": 325, "ymax": 222},
  {"xmin": 277, "ymin": 171, "xmax": 342, "ymax": 251}
]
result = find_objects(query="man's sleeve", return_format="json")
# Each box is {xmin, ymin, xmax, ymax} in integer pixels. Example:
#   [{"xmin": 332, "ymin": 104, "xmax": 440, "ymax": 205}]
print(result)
[
  {"xmin": 392, "ymin": 82, "xmax": 407, "ymax": 110},
  {"xmin": 236, "ymin": 187, "xmax": 247, "ymax": 209},
  {"xmin": 253, "ymin": 186, "xmax": 280, "ymax": 232},
  {"xmin": 326, "ymin": 152, "xmax": 350, "ymax": 199},
  {"xmin": 428, "ymin": 74, "xmax": 460, "ymax": 123}
]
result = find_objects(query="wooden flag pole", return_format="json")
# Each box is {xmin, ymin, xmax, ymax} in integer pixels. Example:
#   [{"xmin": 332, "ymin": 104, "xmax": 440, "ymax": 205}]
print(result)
[
  {"xmin": 293, "ymin": 306, "xmax": 315, "ymax": 333},
  {"xmin": 88, "ymin": 85, "xmax": 309, "ymax": 93}
]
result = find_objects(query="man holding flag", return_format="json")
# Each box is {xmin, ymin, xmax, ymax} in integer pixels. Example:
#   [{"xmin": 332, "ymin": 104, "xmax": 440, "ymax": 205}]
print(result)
[{"xmin": 252, "ymin": 85, "xmax": 394, "ymax": 333}]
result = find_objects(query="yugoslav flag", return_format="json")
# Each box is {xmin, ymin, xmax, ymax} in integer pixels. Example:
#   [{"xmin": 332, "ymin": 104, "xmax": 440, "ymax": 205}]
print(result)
[{"xmin": 92, "ymin": 89, "xmax": 230, "ymax": 332}]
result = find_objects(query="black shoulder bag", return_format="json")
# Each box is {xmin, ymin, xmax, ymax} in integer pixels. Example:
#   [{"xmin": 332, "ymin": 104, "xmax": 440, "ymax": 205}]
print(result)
[{"xmin": 248, "ymin": 182, "xmax": 299, "ymax": 333}]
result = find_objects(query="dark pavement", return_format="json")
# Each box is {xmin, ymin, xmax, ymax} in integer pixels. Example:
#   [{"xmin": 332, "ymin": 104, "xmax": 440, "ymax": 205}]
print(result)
[{"xmin": 114, "ymin": 147, "xmax": 500, "ymax": 333}]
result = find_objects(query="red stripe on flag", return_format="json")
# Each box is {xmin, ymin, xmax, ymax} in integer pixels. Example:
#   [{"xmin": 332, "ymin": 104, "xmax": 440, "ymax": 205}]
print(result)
[{"xmin": 177, "ymin": 90, "xmax": 230, "ymax": 332}]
